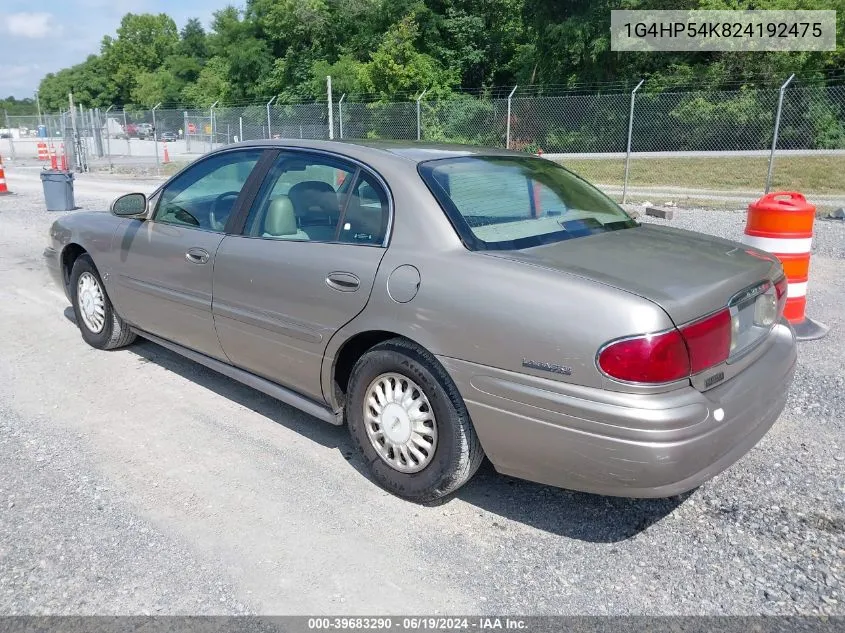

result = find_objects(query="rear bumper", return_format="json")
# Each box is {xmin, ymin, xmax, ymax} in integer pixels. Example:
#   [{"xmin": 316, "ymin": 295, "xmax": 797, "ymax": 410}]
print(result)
[{"xmin": 438, "ymin": 322, "xmax": 796, "ymax": 498}]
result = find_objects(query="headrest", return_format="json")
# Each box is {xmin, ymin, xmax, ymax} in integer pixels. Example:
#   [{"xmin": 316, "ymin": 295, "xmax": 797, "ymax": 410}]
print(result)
[
  {"xmin": 264, "ymin": 195, "xmax": 298, "ymax": 236},
  {"xmin": 288, "ymin": 180, "xmax": 340, "ymax": 217}
]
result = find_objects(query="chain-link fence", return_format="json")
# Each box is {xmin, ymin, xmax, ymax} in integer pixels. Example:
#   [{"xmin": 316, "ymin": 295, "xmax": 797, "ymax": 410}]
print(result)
[{"xmin": 4, "ymin": 81, "xmax": 843, "ymax": 208}]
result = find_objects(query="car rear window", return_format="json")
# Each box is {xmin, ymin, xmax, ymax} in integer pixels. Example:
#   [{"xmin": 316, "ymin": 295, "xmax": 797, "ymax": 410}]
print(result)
[{"xmin": 418, "ymin": 156, "xmax": 637, "ymax": 250}]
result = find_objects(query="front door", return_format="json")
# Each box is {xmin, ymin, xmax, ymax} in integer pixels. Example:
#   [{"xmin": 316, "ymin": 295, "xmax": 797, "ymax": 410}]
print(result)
[
  {"xmin": 110, "ymin": 148, "xmax": 265, "ymax": 360},
  {"xmin": 212, "ymin": 151, "xmax": 391, "ymax": 401}
]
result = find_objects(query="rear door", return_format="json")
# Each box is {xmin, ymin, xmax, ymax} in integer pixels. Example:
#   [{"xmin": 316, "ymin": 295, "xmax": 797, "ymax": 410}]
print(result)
[
  {"xmin": 110, "ymin": 148, "xmax": 265, "ymax": 359},
  {"xmin": 212, "ymin": 150, "xmax": 391, "ymax": 402}
]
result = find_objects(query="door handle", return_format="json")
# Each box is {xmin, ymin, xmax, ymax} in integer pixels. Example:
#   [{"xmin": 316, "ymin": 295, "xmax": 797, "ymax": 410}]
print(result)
[
  {"xmin": 326, "ymin": 272, "xmax": 360, "ymax": 292},
  {"xmin": 185, "ymin": 247, "xmax": 210, "ymax": 264}
]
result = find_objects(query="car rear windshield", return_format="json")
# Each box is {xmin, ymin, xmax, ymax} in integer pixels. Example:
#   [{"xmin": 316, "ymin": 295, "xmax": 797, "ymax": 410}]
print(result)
[{"xmin": 418, "ymin": 156, "xmax": 637, "ymax": 250}]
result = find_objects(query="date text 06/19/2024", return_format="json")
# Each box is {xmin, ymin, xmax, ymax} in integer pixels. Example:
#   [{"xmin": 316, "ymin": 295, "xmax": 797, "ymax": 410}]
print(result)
[{"xmin": 307, "ymin": 617, "xmax": 528, "ymax": 630}]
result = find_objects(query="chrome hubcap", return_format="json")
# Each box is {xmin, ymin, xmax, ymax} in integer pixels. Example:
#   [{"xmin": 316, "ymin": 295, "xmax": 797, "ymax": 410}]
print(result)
[
  {"xmin": 77, "ymin": 272, "xmax": 106, "ymax": 333},
  {"xmin": 363, "ymin": 372, "xmax": 437, "ymax": 473}
]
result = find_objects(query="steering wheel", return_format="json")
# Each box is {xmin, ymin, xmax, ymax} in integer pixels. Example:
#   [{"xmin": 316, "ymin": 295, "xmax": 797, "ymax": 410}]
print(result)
[{"xmin": 209, "ymin": 191, "xmax": 240, "ymax": 231}]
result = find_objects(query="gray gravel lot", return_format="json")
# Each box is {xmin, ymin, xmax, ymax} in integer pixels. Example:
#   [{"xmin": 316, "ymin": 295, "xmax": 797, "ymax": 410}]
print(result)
[{"xmin": 0, "ymin": 167, "xmax": 842, "ymax": 615}]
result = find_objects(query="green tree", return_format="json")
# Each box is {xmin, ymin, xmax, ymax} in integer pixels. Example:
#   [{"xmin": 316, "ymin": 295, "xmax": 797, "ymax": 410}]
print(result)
[
  {"xmin": 0, "ymin": 97, "xmax": 37, "ymax": 115},
  {"xmin": 181, "ymin": 57, "xmax": 232, "ymax": 106},
  {"xmin": 131, "ymin": 69, "xmax": 183, "ymax": 106},
  {"xmin": 360, "ymin": 15, "xmax": 459, "ymax": 99},
  {"xmin": 100, "ymin": 13, "xmax": 179, "ymax": 103},
  {"xmin": 179, "ymin": 18, "xmax": 209, "ymax": 60}
]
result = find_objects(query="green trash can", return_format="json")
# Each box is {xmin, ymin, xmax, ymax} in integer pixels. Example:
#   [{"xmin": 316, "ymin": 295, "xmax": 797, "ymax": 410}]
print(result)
[{"xmin": 40, "ymin": 169, "xmax": 75, "ymax": 211}]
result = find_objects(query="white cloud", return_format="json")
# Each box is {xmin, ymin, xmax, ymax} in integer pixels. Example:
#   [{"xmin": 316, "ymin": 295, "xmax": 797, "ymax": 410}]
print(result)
[{"xmin": 3, "ymin": 12, "xmax": 58, "ymax": 39}]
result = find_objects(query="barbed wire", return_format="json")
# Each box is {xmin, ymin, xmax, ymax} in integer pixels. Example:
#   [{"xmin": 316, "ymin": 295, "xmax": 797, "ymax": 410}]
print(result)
[{"xmin": 7, "ymin": 71, "xmax": 845, "ymax": 116}]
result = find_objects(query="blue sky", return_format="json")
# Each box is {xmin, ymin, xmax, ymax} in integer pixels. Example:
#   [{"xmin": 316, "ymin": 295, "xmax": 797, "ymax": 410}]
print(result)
[{"xmin": 1, "ymin": 0, "xmax": 225, "ymax": 98}]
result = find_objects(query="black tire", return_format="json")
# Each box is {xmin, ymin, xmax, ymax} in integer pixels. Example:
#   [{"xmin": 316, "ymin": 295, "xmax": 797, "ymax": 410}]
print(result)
[
  {"xmin": 345, "ymin": 337, "xmax": 484, "ymax": 502},
  {"xmin": 69, "ymin": 254, "xmax": 136, "ymax": 350}
]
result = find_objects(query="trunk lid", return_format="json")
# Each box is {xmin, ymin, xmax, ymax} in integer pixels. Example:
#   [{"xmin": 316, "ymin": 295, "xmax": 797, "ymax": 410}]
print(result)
[{"xmin": 484, "ymin": 223, "xmax": 781, "ymax": 325}]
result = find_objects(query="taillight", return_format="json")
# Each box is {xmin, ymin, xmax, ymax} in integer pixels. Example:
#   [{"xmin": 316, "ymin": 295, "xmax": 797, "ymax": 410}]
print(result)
[
  {"xmin": 680, "ymin": 309, "xmax": 731, "ymax": 373},
  {"xmin": 598, "ymin": 309, "xmax": 731, "ymax": 384},
  {"xmin": 598, "ymin": 330, "xmax": 690, "ymax": 383},
  {"xmin": 774, "ymin": 276, "xmax": 788, "ymax": 319},
  {"xmin": 599, "ymin": 281, "xmax": 784, "ymax": 385}
]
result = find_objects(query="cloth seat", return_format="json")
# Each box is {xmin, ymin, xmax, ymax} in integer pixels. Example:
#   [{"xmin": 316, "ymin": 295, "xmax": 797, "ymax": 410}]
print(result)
[{"xmin": 262, "ymin": 195, "xmax": 309, "ymax": 240}]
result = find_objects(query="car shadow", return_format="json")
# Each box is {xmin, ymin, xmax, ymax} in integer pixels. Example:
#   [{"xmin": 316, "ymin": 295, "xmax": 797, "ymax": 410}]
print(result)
[
  {"xmin": 64, "ymin": 311, "xmax": 688, "ymax": 541},
  {"xmin": 449, "ymin": 460, "xmax": 690, "ymax": 542},
  {"xmin": 127, "ymin": 338, "xmax": 350, "ymax": 451}
]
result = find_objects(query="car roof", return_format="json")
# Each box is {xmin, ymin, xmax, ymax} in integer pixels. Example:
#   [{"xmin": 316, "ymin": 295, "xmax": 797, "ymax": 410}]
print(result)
[{"xmin": 224, "ymin": 138, "xmax": 528, "ymax": 164}]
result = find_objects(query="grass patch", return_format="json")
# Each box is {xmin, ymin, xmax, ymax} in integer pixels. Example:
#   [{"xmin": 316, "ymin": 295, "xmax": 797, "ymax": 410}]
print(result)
[{"xmin": 559, "ymin": 155, "xmax": 845, "ymax": 196}]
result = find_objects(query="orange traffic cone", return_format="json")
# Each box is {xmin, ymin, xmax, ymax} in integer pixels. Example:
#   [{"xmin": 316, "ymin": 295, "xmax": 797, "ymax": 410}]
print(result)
[
  {"xmin": 49, "ymin": 143, "xmax": 58, "ymax": 170},
  {"xmin": 60, "ymin": 143, "xmax": 68, "ymax": 171},
  {"xmin": 0, "ymin": 154, "xmax": 10, "ymax": 195},
  {"xmin": 162, "ymin": 142, "xmax": 171, "ymax": 164}
]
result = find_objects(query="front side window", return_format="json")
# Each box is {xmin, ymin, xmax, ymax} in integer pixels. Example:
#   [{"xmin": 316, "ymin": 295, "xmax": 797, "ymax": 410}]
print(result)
[
  {"xmin": 419, "ymin": 156, "xmax": 637, "ymax": 250},
  {"xmin": 155, "ymin": 149, "xmax": 263, "ymax": 231},
  {"xmin": 244, "ymin": 153, "xmax": 389, "ymax": 245}
]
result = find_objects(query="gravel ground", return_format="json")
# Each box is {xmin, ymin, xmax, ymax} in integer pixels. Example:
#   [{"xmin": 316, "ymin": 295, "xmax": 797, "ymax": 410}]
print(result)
[{"xmin": 0, "ymin": 168, "xmax": 842, "ymax": 616}]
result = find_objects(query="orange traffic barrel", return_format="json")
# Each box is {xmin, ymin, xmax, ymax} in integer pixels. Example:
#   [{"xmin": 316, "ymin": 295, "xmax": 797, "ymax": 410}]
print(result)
[
  {"xmin": 37, "ymin": 142, "xmax": 49, "ymax": 161},
  {"xmin": 742, "ymin": 191, "xmax": 828, "ymax": 341},
  {"xmin": 0, "ymin": 153, "xmax": 9, "ymax": 195}
]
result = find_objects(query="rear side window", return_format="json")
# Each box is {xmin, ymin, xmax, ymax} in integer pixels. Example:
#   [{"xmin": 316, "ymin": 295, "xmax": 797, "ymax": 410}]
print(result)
[
  {"xmin": 419, "ymin": 156, "xmax": 636, "ymax": 250},
  {"xmin": 243, "ymin": 152, "xmax": 389, "ymax": 246}
]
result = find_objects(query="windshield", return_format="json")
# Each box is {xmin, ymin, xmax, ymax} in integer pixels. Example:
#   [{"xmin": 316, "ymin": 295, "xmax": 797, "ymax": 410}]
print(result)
[{"xmin": 418, "ymin": 156, "xmax": 637, "ymax": 250}]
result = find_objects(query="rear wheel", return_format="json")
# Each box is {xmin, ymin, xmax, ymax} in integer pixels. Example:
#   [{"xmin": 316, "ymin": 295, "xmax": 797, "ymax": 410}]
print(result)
[
  {"xmin": 69, "ymin": 255, "xmax": 136, "ymax": 350},
  {"xmin": 345, "ymin": 338, "xmax": 484, "ymax": 502}
]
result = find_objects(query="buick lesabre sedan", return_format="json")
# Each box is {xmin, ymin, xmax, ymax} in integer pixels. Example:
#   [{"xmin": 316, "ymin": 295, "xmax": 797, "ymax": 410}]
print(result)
[{"xmin": 44, "ymin": 140, "xmax": 797, "ymax": 502}]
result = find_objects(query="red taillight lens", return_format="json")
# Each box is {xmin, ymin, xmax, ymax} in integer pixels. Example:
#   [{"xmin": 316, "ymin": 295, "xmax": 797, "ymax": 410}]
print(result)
[
  {"xmin": 679, "ymin": 308, "xmax": 731, "ymax": 374},
  {"xmin": 599, "ymin": 309, "xmax": 732, "ymax": 384},
  {"xmin": 774, "ymin": 276, "xmax": 788, "ymax": 318},
  {"xmin": 598, "ymin": 330, "xmax": 690, "ymax": 383}
]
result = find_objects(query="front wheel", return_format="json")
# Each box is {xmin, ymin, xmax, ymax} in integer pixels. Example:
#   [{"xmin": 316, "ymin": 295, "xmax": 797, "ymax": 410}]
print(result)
[
  {"xmin": 345, "ymin": 338, "xmax": 484, "ymax": 502},
  {"xmin": 69, "ymin": 254, "xmax": 136, "ymax": 350}
]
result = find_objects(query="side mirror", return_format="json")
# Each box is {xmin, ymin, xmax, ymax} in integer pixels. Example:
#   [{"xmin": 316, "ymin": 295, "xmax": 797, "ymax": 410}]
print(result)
[{"xmin": 111, "ymin": 192, "xmax": 147, "ymax": 218}]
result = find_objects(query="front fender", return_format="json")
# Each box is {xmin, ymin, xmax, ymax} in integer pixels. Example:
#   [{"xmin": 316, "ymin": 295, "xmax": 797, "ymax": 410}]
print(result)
[{"xmin": 47, "ymin": 212, "xmax": 127, "ymax": 299}]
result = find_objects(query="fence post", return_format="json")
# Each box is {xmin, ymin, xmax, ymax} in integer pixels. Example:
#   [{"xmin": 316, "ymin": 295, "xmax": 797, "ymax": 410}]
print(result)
[
  {"xmin": 338, "ymin": 93, "xmax": 346, "ymax": 139},
  {"xmin": 327, "ymin": 76, "xmax": 334, "ymax": 140},
  {"xmin": 91, "ymin": 108, "xmax": 103, "ymax": 158},
  {"xmin": 152, "ymin": 102, "xmax": 162, "ymax": 173},
  {"xmin": 622, "ymin": 79, "xmax": 645, "ymax": 204},
  {"xmin": 182, "ymin": 110, "xmax": 191, "ymax": 152},
  {"xmin": 766, "ymin": 74, "xmax": 795, "ymax": 194},
  {"xmin": 104, "ymin": 105, "xmax": 113, "ymax": 170},
  {"xmin": 416, "ymin": 89, "xmax": 428, "ymax": 141},
  {"xmin": 209, "ymin": 101, "xmax": 219, "ymax": 152},
  {"xmin": 4, "ymin": 110, "xmax": 14, "ymax": 160},
  {"xmin": 266, "ymin": 95, "xmax": 278, "ymax": 139},
  {"xmin": 123, "ymin": 108, "xmax": 131, "ymax": 156},
  {"xmin": 505, "ymin": 85, "xmax": 518, "ymax": 149},
  {"xmin": 69, "ymin": 94, "xmax": 79, "ymax": 170},
  {"xmin": 239, "ymin": 116, "xmax": 244, "ymax": 142}
]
